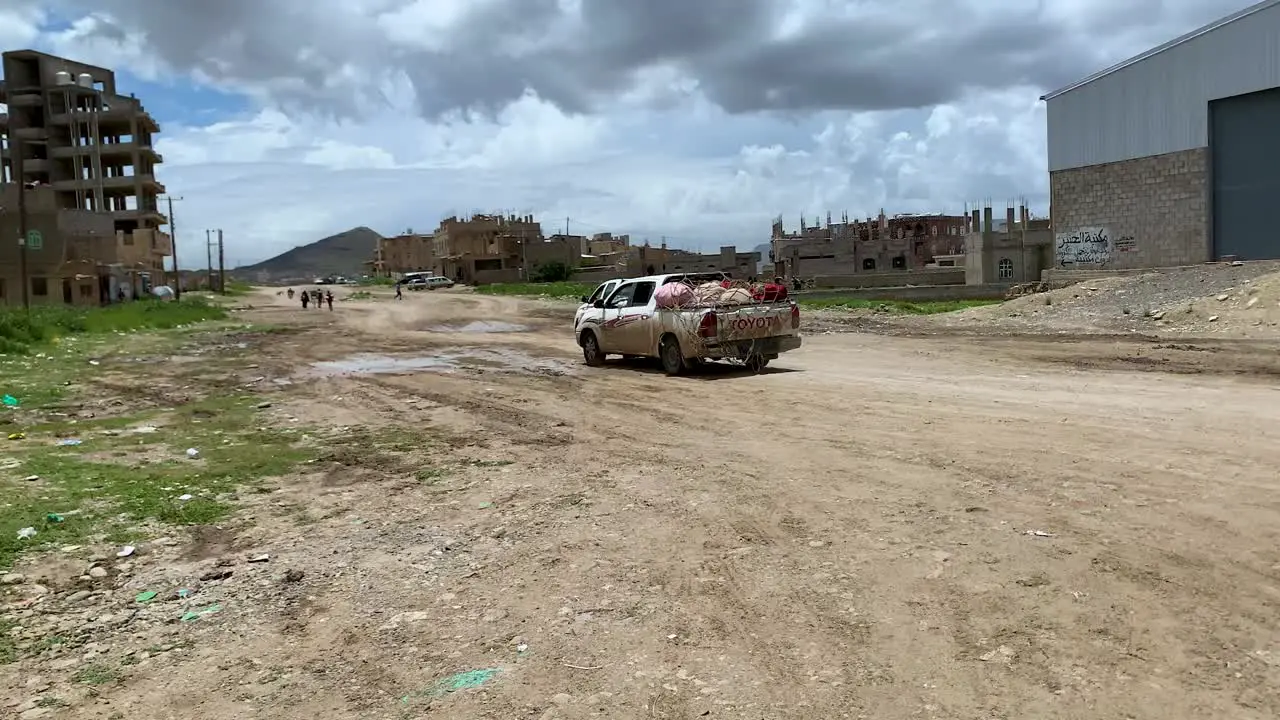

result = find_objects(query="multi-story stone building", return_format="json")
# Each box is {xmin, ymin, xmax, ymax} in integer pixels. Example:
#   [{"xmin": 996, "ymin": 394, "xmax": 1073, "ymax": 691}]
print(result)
[
  {"xmin": 431, "ymin": 213, "xmax": 543, "ymax": 284},
  {"xmin": 371, "ymin": 233, "xmax": 434, "ymax": 275},
  {"xmin": 0, "ymin": 50, "xmax": 170, "ymax": 304}
]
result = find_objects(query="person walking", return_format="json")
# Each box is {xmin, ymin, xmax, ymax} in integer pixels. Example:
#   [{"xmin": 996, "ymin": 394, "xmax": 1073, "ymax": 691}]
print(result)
[
  {"xmin": 325, "ymin": 291, "xmax": 334, "ymax": 311},
  {"xmin": 394, "ymin": 281, "xmax": 403, "ymax": 300},
  {"xmin": 300, "ymin": 290, "xmax": 309, "ymax": 309}
]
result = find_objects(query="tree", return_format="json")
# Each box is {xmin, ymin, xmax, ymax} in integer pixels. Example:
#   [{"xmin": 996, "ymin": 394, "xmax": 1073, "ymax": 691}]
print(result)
[{"xmin": 531, "ymin": 261, "xmax": 573, "ymax": 283}]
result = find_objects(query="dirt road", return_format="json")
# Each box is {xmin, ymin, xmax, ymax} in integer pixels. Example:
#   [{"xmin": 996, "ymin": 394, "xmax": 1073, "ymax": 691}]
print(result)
[{"xmin": 7, "ymin": 288, "xmax": 1280, "ymax": 719}]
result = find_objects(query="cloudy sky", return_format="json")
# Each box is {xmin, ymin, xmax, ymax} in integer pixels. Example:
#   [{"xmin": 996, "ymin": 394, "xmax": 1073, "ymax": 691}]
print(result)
[{"xmin": 0, "ymin": 0, "xmax": 1250, "ymax": 266}]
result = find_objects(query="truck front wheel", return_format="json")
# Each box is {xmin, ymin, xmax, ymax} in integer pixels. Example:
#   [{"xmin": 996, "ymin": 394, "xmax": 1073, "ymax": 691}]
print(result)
[
  {"xmin": 582, "ymin": 332, "xmax": 605, "ymax": 367},
  {"xmin": 660, "ymin": 336, "xmax": 686, "ymax": 376}
]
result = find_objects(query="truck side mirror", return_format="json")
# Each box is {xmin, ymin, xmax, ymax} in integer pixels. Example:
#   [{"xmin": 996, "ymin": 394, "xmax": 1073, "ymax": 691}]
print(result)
[{"xmin": 592, "ymin": 299, "xmax": 604, "ymax": 308}]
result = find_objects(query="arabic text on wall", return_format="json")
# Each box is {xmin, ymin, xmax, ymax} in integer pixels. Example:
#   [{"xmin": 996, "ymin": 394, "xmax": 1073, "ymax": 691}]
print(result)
[{"xmin": 1056, "ymin": 227, "xmax": 1113, "ymax": 267}]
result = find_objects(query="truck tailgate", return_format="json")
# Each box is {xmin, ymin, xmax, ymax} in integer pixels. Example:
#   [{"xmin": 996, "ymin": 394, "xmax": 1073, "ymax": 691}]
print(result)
[{"xmin": 715, "ymin": 304, "xmax": 794, "ymax": 340}]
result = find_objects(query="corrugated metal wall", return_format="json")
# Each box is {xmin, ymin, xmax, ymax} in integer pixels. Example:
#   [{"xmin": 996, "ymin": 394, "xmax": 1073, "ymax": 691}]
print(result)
[{"xmin": 1046, "ymin": 2, "xmax": 1280, "ymax": 171}]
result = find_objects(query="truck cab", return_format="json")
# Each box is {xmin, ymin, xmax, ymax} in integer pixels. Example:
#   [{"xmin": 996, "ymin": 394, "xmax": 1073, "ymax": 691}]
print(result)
[{"xmin": 575, "ymin": 279, "xmax": 620, "ymax": 332}]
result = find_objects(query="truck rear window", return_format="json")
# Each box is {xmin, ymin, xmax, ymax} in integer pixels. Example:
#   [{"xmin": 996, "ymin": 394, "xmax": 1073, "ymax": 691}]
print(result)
[{"xmin": 632, "ymin": 281, "xmax": 655, "ymax": 305}]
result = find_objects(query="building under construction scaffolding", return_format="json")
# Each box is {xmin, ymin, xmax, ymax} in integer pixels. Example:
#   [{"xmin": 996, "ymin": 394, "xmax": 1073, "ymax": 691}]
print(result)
[{"xmin": 0, "ymin": 50, "xmax": 170, "ymax": 305}]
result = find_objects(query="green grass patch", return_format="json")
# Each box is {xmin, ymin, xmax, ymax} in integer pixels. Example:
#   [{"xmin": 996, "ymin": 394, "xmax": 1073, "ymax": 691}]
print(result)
[
  {"xmin": 414, "ymin": 467, "xmax": 449, "ymax": 484},
  {"xmin": 345, "ymin": 290, "xmax": 374, "ymax": 300},
  {"xmin": 0, "ymin": 618, "xmax": 16, "ymax": 664},
  {"xmin": 222, "ymin": 280, "xmax": 254, "ymax": 296},
  {"xmin": 73, "ymin": 663, "xmax": 122, "ymax": 685},
  {"xmin": 0, "ymin": 393, "xmax": 310, "ymax": 569},
  {"xmin": 474, "ymin": 282, "xmax": 597, "ymax": 300},
  {"xmin": 466, "ymin": 459, "xmax": 514, "ymax": 468},
  {"xmin": 797, "ymin": 297, "xmax": 1000, "ymax": 314},
  {"xmin": 0, "ymin": 298, "xmax": 227, "ymax": 355}
]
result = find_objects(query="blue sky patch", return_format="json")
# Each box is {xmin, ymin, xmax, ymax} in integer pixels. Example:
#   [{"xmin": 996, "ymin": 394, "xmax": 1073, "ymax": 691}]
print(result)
[{"xmin": 115, "ymin": 68, "xmax": 249, "ymax": 126}]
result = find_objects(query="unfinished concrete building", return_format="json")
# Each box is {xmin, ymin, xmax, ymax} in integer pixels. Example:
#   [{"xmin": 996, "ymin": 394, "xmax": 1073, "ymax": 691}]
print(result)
[
  {"xmin": 0, "ymin": 50, "xmax": 169, "ymax": 304},
  {"xmin": 770, "ymin": 211, "xmax": 971, "ymax": 279},
  {"xmin": 431, "ymin": 213, "xmax": 544, "ymax": 284},
  {"xmin": 370, "ymin": 233, "xmax": 435, "ymax": 276},
  {"xmin": 964, "ymin": 204, "xmax": 1054, "ymax": 284},
  {"xmin": 626, "ymin": 240, "xmax": 760, "ymax": 279}
]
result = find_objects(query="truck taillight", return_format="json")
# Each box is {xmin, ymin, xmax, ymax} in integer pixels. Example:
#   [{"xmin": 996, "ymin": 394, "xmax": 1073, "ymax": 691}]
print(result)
[
  {"xmin": 698, "ymin": 312, "xmax": 718, "ymax": 338},
  {"xmin": 790, "ymin": 303, "xmax": 800, "ymax": 329}
]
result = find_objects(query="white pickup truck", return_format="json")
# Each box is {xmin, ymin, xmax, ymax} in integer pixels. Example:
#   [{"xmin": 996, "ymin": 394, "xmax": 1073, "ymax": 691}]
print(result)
[{"xmin": 576, "ymin": 273, "xmax": 801, "ymax": 375}]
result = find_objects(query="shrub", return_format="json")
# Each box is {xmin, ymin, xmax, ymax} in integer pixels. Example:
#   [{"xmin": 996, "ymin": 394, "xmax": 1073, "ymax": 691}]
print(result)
[{"xmin": 530, "ymin": 262, "xmax": 574, "ymax": 283}]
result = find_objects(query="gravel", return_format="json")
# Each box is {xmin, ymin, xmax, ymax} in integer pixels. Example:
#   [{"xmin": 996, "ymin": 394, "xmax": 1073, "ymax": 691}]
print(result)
[{"xmin": 933, "ymin": 262, "xmax": 1280, "ymax": 335}]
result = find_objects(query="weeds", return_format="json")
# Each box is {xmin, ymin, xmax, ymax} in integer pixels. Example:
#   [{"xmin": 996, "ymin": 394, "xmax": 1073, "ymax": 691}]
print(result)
[
  {"xmin": 797, "ymin": 297, "xmax": 999, "ymax": 314},
  {"xmin": 73, "ymin": 663, "xmax": 121, "ymax": 685},
  {"xmin": 0, "ymin": 298, "xmax": 227, "ymax": 355},
  {"xmin": 474, "ymin": 282, "xmax": 597, "ymax": 300},
  {"xmin": 0, "ymin": 618, "xmax": 16, "ymax": 664},
  {"xmin": 415, "ymin": 467, "xmax": 449, "ymax": 484},
  {"xmin": 476, "ymin": 281, "xmax": 999, "ymax": 315},
  {"xmin": 222, "ymin": 280, "xmax": 254, "ymax": 297},
  {"xmin": 0, "ymin": 393, "xmax": 310, "ymax": 568}
]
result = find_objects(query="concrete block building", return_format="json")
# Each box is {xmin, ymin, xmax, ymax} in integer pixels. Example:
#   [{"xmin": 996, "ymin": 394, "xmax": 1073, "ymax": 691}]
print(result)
[
  {"xmin": 1043, "ymin": 0, "xmax": 1280, "ymax": 269},
  {"xmin": 0, "ymin": 50, "xmax": 170, "ymax": 304},
  {"xmin": 964, "ymin": 205, "xmax": 1054, "ymax": 285},
  {"xmin": 431, "ymin": 213, "xmax": 543, "ymax": 284}
]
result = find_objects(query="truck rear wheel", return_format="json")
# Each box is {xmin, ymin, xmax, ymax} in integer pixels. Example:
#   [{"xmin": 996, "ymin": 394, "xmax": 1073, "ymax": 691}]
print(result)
[
  {"xmin": 660, "ymin": 336, "xmax": 686, "ymax": 376},
  {"xmin": 581, "ymin": 332, "xmax": 605, "ymax": 367},
  {"xmin": 745, "ymin": 354, "xmax": 770, "ymax": 373}
]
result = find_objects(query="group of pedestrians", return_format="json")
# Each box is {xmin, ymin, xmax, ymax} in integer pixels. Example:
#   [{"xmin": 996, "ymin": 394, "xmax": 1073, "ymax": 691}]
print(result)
[{"xmin": 287, "ymin": 287, "xmax": 333, "ymax": 310}]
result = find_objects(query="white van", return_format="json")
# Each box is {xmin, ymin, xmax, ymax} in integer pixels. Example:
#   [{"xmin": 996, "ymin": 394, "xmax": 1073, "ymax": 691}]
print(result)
[{"xmin": 401, "ymin": 273, "xmax": 455, "ymax": 290}]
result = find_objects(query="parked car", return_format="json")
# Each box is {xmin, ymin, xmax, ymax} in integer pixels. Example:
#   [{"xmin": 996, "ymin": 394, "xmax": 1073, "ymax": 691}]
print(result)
[
  {"xmin": 575, "ymin": 273, "xmax": 801, "ymax": 375},
  {"xmin": 401, "ymin": 273, "xmax": 455, "ymax": 290}
]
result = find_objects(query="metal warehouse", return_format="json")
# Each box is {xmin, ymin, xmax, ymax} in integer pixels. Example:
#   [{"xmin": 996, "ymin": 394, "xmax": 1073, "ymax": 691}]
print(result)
[{"xmin": 1043, "ymin": 0, "xmax": 1280, "ymax": 269}]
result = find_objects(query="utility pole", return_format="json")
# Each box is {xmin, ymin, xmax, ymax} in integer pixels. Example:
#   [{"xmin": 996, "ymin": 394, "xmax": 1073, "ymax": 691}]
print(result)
[
  {"xmin": 519, "ymin": 226, "xmax": 526, "ymax": 280},
  {"xmin": 564, "ymin": 216, "xmax": 569, "ymax": 237},
  {"xmin": 217, "ymin": 229, "xmax": 226, "ymax": 294},
  {"xmin": 205, "ymin": 229, "xmax": 214, "ymax": 290},
  {"xmin": 165, "ymin": 195, "xmax": 183, "ymax": 299},
  {"xmin": 14, "ymin": 137, "xmax": 29, "ymax": 310}
]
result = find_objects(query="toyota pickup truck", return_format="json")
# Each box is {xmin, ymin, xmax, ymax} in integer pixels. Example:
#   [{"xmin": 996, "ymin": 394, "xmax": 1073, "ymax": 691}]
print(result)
[{"xmin": 576, "ymin": 273, "xmax": 801, "ymax": 375}]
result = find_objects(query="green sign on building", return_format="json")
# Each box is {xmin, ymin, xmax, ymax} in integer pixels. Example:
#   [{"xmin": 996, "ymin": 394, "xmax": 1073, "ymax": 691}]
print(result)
[{"xmin": 24, "ymin": 229, "xmax": 42, "ymax": 251}]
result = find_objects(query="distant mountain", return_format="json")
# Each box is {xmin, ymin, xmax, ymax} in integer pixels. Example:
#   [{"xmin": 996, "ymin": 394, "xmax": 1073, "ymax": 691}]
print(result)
[
  {"xmin": 236, "ymin": 226, "xmax": 382, "ymax": 280},
  {"xmin": 753, "ymin": 243, "xmax": 771, "ymax": 274}
]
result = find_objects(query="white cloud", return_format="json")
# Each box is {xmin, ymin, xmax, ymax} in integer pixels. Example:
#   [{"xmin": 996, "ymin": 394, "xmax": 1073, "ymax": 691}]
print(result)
[
  {"xmin": 0, "ymin": 6, "xmax": 44, "ymax": 50},
  {"xmin": 8, "ymin": 0, "xmax": 1241, "ymax": 265},
  {"xmin": 148, "ymin": 85, "xmax": 1047, "ymax": 266}
]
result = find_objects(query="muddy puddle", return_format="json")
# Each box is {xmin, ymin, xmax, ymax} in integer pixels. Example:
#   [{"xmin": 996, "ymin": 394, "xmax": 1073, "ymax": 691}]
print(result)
[
  {"xmin": 307, "ymin": 349, "xmax": 572, "ymax": 377},
  {"xmin": 429, "ymin": 321, "xmax": 529, "ymax": 333}
]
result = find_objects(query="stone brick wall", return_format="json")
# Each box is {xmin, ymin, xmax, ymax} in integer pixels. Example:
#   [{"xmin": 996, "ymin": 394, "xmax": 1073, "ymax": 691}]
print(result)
[{"xmin": 1049, "ymin": 148, "xmax": 1208, "ymax": 270}]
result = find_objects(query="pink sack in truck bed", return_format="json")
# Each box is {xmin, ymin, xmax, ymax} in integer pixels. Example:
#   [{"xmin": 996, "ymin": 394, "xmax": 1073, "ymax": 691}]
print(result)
[{"xmin": 654, "ymin": 282, "xmax": 695, "ymax": 309}]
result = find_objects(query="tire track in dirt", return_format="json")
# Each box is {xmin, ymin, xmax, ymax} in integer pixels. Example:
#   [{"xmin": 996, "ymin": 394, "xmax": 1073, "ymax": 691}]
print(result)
[{"xmin": 22, "ymin": 287, "xmax": 1280, "ymax": 719}]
